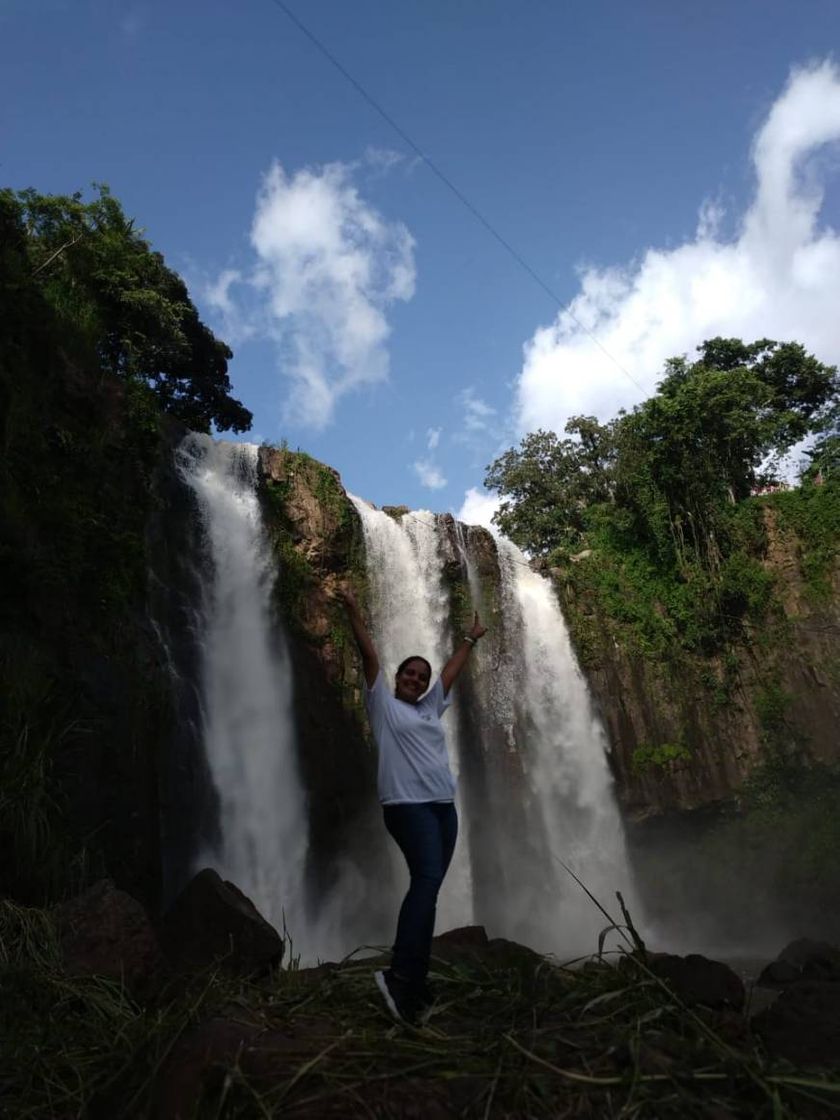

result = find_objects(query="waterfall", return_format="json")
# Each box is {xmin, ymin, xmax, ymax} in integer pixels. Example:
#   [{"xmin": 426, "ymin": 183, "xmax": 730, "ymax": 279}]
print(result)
[
  {"xmin": 349, "ymin": 499, "xmax": 476, "ymax": 930},
  {"xmin": 493, "ymin": 538, "xmax": 639, "ymax": 953},
  {"xmin": 172, "ymin": 439, "xmax": 639, "ymax": 961},
  {"xmin": 175, "ymin": 433, "xmax": 308, "ymax": 939},
  {"xmin": 350, "ymin": 501, "xmax": 639, "ymax": 956}
]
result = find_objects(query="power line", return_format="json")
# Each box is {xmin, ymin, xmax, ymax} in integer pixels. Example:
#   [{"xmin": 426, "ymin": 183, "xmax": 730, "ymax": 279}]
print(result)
[{"xmin": 266, "ymin": 0, "xmax": 646, "ymax": 394}]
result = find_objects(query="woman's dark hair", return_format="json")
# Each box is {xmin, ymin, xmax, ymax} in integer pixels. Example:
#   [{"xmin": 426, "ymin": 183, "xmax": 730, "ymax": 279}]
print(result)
[{"xmin": 395, "ymin": 655, "xmax": 432, "ymax": 679}]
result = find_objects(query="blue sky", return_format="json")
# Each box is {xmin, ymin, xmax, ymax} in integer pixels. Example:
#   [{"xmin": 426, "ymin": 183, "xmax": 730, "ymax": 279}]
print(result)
[{"xmin": 4, "ymin": 0, "xmax": 840, "ymax": 520}]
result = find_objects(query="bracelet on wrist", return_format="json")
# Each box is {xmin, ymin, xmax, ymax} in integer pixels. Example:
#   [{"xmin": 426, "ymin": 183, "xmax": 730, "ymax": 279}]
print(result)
[{"xmin": 463, "ymin": 635, "xmax": 477, "ymax": 646}]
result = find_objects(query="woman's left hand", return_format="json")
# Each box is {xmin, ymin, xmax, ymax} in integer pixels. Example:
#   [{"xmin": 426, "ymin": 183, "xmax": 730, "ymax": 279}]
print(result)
[{"xmin": 469, "ymin": 611, "xmax": 488, "ymax": 641}]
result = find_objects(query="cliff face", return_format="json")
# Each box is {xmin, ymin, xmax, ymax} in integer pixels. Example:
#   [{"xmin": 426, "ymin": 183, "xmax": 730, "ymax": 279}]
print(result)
[
  {"xmin": 255, "ymin": 452, "xmax": 839, "ymax": 834},
  {"xmin": 255, "ymin": 448, "xmax": 393, "ymax": 927},
  {"xmin": 0, "ymin": 345, "xmax": 175, "ymax": 908},
  {"xmin": 553, "ymin": 504, "xmax": 840, "ymax": 822}
]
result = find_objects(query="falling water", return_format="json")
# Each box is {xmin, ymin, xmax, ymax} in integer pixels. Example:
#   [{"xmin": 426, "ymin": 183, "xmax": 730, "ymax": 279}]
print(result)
[
  {"xmin": 349, "ymin": 500, "xmax": 639, "ymax": 956},
  {"xmin": 172, "ymin": 441, "xmax": 639, "ymax": 960},
  {"xmin": 349, "ymin": 498, "xmax": 476, "ymax": 929},
  {"xmin": 494, "ymin": 538, "xmax": 639, "ymax": 953},
  {"xmin": 175, "ymin": 434, "xmax": 308, "ymax": 937}
]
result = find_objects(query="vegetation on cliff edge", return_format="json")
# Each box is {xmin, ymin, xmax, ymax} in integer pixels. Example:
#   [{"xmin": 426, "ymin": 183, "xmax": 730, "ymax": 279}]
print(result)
[
  {"xmin": 486, "ymin": 338, "xmax": 839, "ymax": 658},
  {"xmin": 0, "ymin": 185, "xmax": 248, "ymax": 906}
]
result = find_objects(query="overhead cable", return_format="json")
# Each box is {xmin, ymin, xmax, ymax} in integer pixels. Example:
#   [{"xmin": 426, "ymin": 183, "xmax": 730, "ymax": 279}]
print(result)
[{"xmin": 266, "ymin": 0, "xmax": 646, "ymax": 393}]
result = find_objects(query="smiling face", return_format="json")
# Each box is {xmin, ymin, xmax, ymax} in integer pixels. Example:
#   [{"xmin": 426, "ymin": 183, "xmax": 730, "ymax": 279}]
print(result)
[{"xmin": 394, "ymin": 657, "xmax": 431, "ymax": 704}]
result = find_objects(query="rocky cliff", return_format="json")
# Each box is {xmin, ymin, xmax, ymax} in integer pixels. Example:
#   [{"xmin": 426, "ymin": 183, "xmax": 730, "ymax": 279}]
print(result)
[
  {"xmin": 552, "ymin": 503, "xmax": 840, "ymax": 822},
  {"xmin": 256, "ymin": 451, "xmax": 840, "ymax": 826},
  {"xmin": 254, "ymin": 452, "xmax": 840, "ymax": 942}
]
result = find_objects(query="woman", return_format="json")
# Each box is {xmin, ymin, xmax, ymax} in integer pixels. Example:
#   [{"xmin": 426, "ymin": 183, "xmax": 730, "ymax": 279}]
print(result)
[{"xmin": 338, "ymin": 584, "xmax": 487, "ymax": 1025}]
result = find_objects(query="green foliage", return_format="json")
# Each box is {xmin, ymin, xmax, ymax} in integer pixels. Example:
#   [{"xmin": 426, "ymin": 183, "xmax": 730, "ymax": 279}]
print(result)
[
  {"xmin": 767, "ymin": 477, "xmax": 840, "ymax": 599},
  {"xmin": 485, "ymin": 417, "xmax": 616, "ymax": 555},
  {"xmin": 754, "ymin": 682, "xmax": 791, "ymax": 735},
  {"xmin": 488, "ymin": 337, "xmax": 839, "ymax": 656},
  {"xmin": 2, "ymin": 185, "xmax": 251, "ymax": 433},
  {"xmin": 631, "ymin": 742, "xmax": 691, "ymax": 773}
]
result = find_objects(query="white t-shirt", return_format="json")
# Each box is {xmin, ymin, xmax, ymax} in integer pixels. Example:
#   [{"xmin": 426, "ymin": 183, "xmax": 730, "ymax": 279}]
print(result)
[{"xmin": 364, "ymin": 670, "xmax": 456, "ymax": 805}]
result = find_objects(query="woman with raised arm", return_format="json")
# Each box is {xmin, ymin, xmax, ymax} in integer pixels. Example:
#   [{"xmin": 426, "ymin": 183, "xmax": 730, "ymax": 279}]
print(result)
[{"xmin": 338, "ymin": 583, "xmax": 487, "ymax": 1026}]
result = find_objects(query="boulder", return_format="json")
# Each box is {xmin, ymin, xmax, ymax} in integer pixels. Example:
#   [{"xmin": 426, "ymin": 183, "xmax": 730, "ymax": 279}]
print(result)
[
  {"xmin": 434, "ymin": 925, "xmax": 489, "ymax": 947},
  {"xmin": 55, "ymin": 879, "xmax": 163, "ymax": 996},
  {"xmin": 160, "ymin": 869, "xmax": 283, "ymax": 976},
  {"xmin": 154, "ymin": 1015, "xmax": 331, "ymax": 1120},
  {"xmin": 758, "ymin": 938, "xmax": 840, "ymax": 989},
  {"xmin": 647, "ymin": 953, "xmax": 745, "ymax": 1010},
  {"xmin": 752, "ymin": 981, "xmax": 840, "ymax": 1067}
]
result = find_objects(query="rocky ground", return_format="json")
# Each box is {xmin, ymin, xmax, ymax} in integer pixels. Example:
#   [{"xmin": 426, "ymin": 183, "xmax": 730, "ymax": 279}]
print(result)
[{"xmin": 2, "ymin": 872, "xmax": 839, "ymax": 1119}]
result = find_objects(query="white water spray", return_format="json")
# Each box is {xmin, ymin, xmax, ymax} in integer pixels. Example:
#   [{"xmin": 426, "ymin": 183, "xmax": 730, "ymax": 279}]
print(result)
[{"xmin": 175, "ymin": 434, "xmax": 308, "ymax": 937}]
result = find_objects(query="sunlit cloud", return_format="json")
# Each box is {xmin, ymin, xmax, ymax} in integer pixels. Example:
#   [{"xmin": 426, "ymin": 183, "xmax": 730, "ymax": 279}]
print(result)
[
  {"xmin": 413, "ymin": 458, "xmax": 447, "ymax": 490},
  {"xmin": 207, "ymin": 160, "xmax": 416, "ymax": 430},
  {"xmin": 516, "ymin": 60, "xmax": 840, "ymax": 436},
  {"xmin": 456, "ymin": 487, "xmax": 501, "ymax": 532}
]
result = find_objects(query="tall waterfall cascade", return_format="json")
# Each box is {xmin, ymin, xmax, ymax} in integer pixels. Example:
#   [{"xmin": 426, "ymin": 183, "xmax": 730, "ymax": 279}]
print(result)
[
  {"xmin": 176, "ymin": 438, "xmax": 640, "ymax": 961},
  {"xmin": 175, "ymin": 434, "xmax": 309, "ymax": 939},
  {"xmin": 354, "ymin": 503, "xmax": 640, "ymax": 955}
]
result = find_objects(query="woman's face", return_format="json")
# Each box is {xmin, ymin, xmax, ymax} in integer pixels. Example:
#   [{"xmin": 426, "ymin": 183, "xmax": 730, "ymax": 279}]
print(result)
[{"xmin": 394, "ymin": 658, "xmax": 431, "ymax": 704}]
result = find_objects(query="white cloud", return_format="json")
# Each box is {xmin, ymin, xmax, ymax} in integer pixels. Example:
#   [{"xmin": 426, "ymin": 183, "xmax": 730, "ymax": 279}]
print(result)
[
  {"xmin": 413, "ymin": 458, "xmax": 447, "ymax": 490},
  {"xmin": 459, "ymin": 387, "xmax": 497, "ymax": 433},
  {"xmin": 208, "ymin": 160, "xmax": 416, "ymax": 430},
  {"xmin": 252, "ymin": 161, "xmax": 416, "ymax": 429},
  {"xmin": 426, "ymin": 426, "xmax": 442, "ymax": 450},
  {"xmin": 516, "ymin": 61, "xmax": 840, "ymax": 436},
  {"xmin": 204, "ymin": 268, "xmax": 259, "ymax": 344},
  {"xmin": 456, "ymin": 487, "xmax": 501, "ymax": 532},
  {"xmin": 205, "ymin": 268, "xmax": 241, "ymax": 316}
]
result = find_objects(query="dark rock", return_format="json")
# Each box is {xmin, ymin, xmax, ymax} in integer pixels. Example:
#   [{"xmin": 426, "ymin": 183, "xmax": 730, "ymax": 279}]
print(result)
[
  {"xmin": 784, "ymin": 939, "xmax": 840, "ymax": 980},
  {"xmin": 55, "ymin": 879, "xmax": 163, "ymax": 997},
  {"xmin": 160, "ymin": 869, "xmax": 283, "ymax": 976},
  {"xmin": 757, "ymin": 958, "xmax": 801, "ymax": 989},
  {"xmin": 752, "ymin": 981, "xmax": 840, "ymax": 1067},
  {"xmin": 434, "ymin": 925, "xmax": 489, "ymax": 947},
  {"xmin": 154, "ymin": 1016, "xmax": 327, "ymax": 1119},
  {"xmin": 485, "ymin": 937, "xmax": 542, "ymax": 972},
  {"xmin": 758, "ymin": 939, "xmax": 840, "ymax": 989},
  {"xmin": 647, "ymin": 953, "xmax": 745, "ymax": 1010}
]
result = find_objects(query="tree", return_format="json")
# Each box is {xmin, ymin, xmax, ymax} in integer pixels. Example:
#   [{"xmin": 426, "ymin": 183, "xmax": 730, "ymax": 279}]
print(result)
[
  {"xmin": 2, "ymin": 186, "xmax": 252, "ymax": 433},
  {"xmin": 484, "ymin": 417, "xmax": 616, "ymax": 555},
  {"xmin": 615, "ymin": 340, "xmax": 838, "ymax": 568},
  {"xmin": 484, "ymin": 338, "xmax": 838, "ymax": 566}
]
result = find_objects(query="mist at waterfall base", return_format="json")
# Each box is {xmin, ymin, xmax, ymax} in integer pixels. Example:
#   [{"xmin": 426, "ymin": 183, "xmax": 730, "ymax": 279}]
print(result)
[{"xmin": 175, "ymin": 435, "xmax": 644, "ymax": 963}]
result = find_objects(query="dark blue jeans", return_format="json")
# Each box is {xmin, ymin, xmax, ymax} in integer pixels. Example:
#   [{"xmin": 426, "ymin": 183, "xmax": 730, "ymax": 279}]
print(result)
[{"xmin": 383, "ymin": 801, "xmax": 458, "ymax": 986}]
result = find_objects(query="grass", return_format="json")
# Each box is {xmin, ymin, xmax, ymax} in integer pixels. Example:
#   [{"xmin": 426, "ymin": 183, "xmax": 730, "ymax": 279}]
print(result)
[{"xmin": 2, "ymin": 894, "xmax": 839, "ymax": 1118}]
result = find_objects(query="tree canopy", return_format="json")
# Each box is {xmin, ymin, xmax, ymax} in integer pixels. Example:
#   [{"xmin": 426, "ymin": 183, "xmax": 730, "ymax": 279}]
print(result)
[
  {"xmin": 485, "ymin": 339, "xmax": 839, "ymax": 653},
  {"xmin": 1, "ymin": 185, "xmax": 252, "ymax": 433},
  {"xmin": 487, "ymin": 338, "xmax": 838, "ymax": 565}
]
